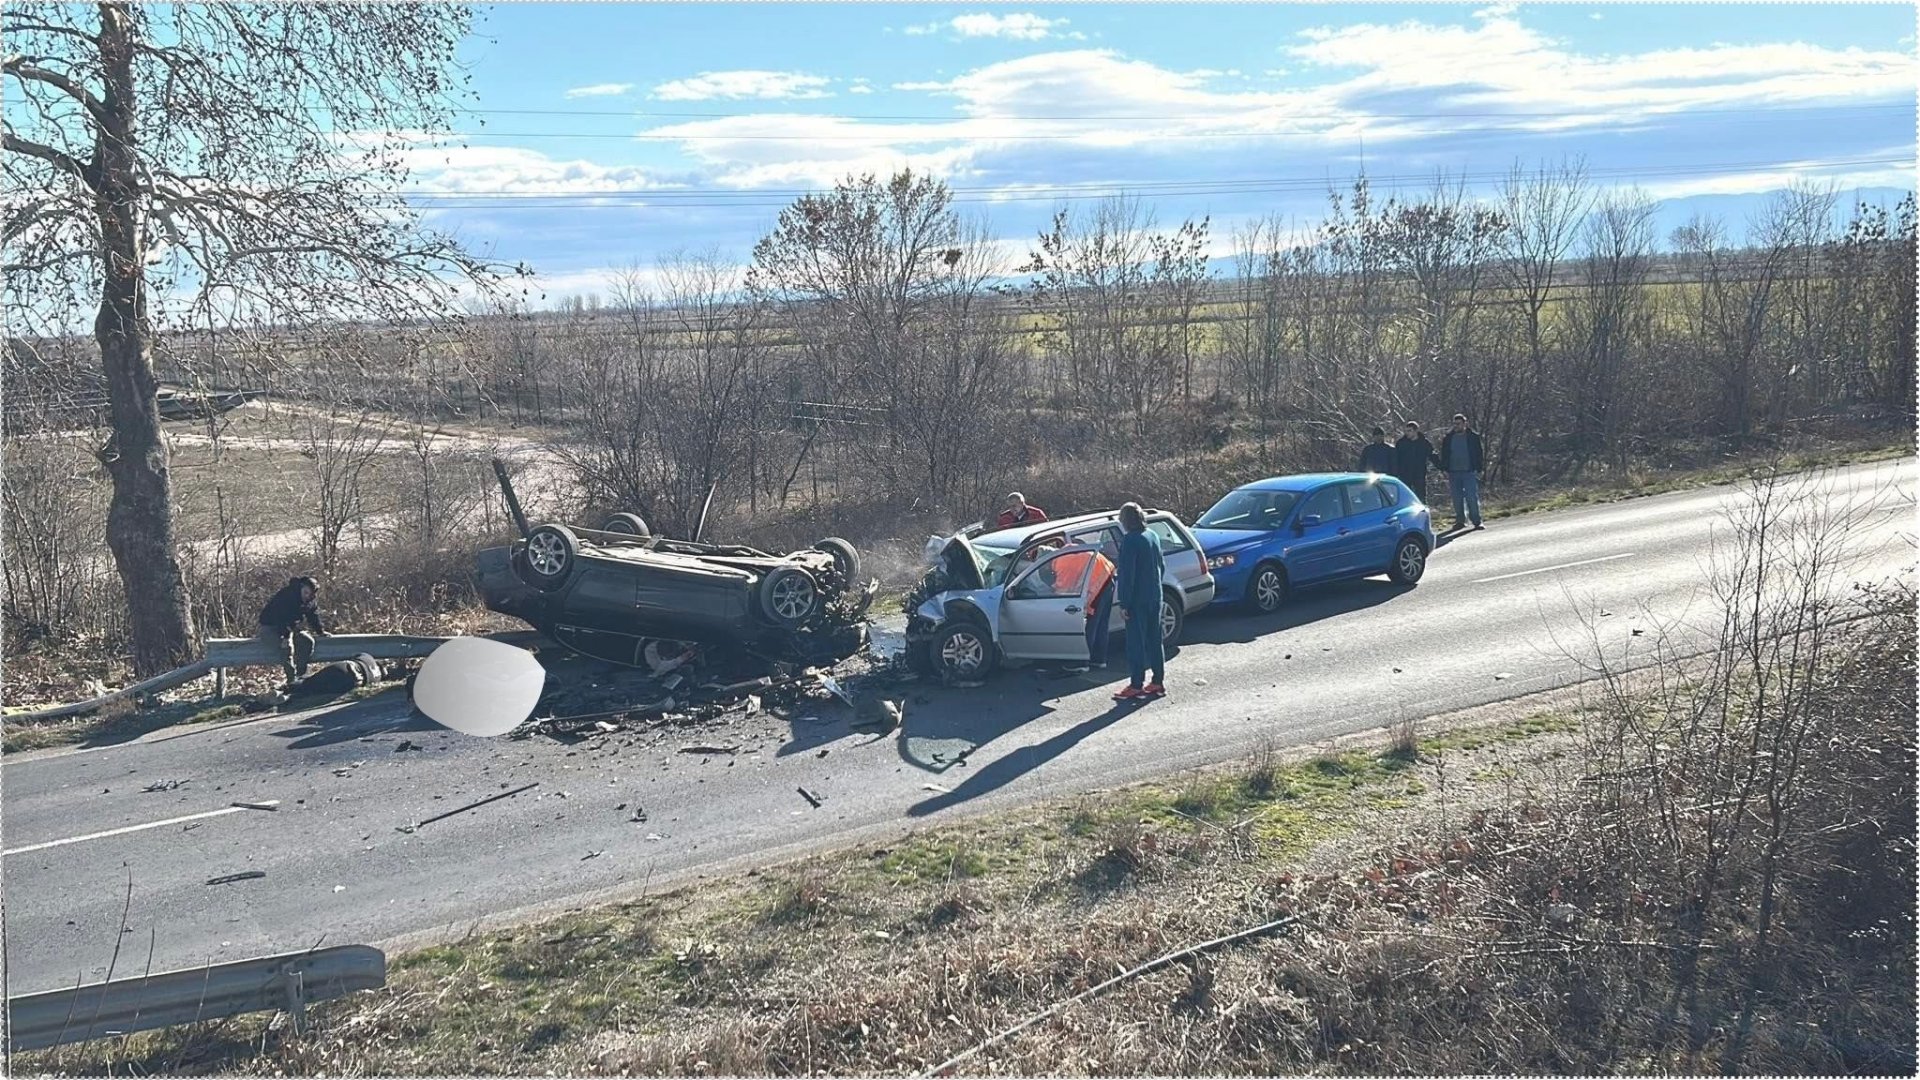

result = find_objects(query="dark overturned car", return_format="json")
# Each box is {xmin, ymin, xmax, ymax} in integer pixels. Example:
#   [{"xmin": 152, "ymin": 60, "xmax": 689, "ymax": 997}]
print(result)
[{"xmin": 474, "ymin": 461, "xmax": 878, "ymax": 667}]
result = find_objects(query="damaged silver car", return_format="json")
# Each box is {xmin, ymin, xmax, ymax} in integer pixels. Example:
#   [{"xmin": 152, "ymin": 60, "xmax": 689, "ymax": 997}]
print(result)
[{"xmin": 905, "ymin": 509, "xmax": 1215, "ymax": 681}]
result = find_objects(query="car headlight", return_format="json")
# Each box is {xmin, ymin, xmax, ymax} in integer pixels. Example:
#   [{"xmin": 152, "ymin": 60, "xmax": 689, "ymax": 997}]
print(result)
[{"xmin": 1207, "ymin": 553, "xmax": 1237, "ymax": 570}]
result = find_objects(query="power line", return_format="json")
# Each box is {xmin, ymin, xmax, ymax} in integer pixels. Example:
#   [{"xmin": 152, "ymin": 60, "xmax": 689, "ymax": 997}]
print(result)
[{"xmin": 440, "ymin": 101, "xmax": 1913, "ymax": 122}]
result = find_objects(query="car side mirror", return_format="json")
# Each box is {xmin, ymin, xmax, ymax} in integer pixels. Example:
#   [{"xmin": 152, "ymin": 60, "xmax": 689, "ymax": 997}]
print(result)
[{"xmin": 1297, "ymin": 514, "xmax": 1322, "ymax": 530}]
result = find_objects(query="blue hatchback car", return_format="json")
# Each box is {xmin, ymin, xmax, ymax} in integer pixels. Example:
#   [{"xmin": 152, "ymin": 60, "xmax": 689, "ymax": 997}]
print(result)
[{"xmin": 1192, "ymin": 473, "xmax": 1436, "ymax": 614}]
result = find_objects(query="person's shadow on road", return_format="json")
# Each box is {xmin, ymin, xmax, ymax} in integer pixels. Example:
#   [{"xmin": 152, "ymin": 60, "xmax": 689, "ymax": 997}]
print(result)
[
  {"xmin": 906, "ymin": 700, "xmax": 1139, "ymax": 817},
  {"xmin": 271, "ymin": 690, "xmax": 436, "ymax": 750}
]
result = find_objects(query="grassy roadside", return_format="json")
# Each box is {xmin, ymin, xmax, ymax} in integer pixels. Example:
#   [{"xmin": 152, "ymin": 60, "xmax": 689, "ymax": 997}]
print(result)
[{"xmin": 1480, "ymin": 434, "xmax": 1912, "ymax": 521}]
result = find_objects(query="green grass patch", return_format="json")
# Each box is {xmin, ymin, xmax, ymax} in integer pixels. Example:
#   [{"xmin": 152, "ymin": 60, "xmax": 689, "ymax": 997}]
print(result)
[{"xmin": 881, "ymin": 838, "xmax": 991, "ymax": 883}]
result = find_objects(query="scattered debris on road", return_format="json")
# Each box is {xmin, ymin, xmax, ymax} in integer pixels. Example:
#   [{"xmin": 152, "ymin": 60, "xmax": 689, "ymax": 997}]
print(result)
[
  {"xmin": 797, "ymin": 786, "xmax": 824, "ymax": 809},
  {"xmin": 678, "ymin": 744, "xmax": 739, "ymax": 755},
  {"xmin": 399, "ymin": 782, "xmax": 539, "ymax": 832},
  {"xmin": 142, "ymin": 779, "xmax": 189, "ymax": 793},
  {"xmin": 206, "ymin": 870, "xmax": 266, "ymax": 886},
  {"xmin": 394, "ymin": 740, "xmax": 422, "ymax": 753},
  {"xmin": 231, "ymin": 800, "xmax": 280, "ymax": 811}
]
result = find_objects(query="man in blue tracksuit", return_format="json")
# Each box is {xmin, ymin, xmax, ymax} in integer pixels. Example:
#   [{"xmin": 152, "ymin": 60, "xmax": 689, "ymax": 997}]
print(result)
[{"xmin": 1113, "ymin": 502, "xmax": 1167, "ymax": 701}]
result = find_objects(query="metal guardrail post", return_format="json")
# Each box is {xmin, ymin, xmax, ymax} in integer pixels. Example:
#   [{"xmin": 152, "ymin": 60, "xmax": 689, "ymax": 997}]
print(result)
[{"xmin": 7, "ymin": 945, "xmax": 385, "ymax": 1052}]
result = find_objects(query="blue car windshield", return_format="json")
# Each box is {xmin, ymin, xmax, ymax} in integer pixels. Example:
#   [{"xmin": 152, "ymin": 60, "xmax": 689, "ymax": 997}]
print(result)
[{"xmin": 1197, "ymin": 489, "xmax": 1300, "ymax": 530}]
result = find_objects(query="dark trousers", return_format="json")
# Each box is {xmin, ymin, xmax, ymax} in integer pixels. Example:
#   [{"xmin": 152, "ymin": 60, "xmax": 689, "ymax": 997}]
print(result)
[
  {"xmin": 1085, "ymin": 585, "xmax": 1111, "ymax": 666},
  {"xmin": 1123, "ymin": 605, "xmax": 1165, "ymax": 688},
  {"xmin": 257, "ymin": 624, "xmax": 314, "ymax": 681},
  {"xmin": 1397, "ymin": 472, "xmax": 1428, "ymax": 504}
]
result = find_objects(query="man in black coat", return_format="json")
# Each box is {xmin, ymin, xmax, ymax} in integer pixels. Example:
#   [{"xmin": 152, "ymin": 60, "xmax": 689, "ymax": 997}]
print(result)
[
  {"xmin": 1359, "ymin": 427, "xmax": 1395, "ymax": 474},
  {"xmin": 1393, "ymin": 421, "xmax": 1438, "ymax": 504},
  {"xmin": 1437, "ymin": 412, "xmax": 1486, "ymax": 531},
  {"xmin": 257, "ymin": 575, "xmax": 328, "ymax": 686}
]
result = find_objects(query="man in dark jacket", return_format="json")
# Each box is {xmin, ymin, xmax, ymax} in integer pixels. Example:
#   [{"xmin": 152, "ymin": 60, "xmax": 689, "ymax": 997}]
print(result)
[
  {"xmin": 1359, "ymin": 427, "xmax": 1395, "ymax": 474},
  {"xmin": 257, "ymin": 575, "xmax": 328, "ymax": 685},
  {"xmin": 1437, "ymin": 412, "xmax": 1486, "ymax": 531},
  {"xmin": 1393, "ymin": 422, "xmax": 1437, "ymax": 504},
  {"xmin": 1113, "ymin": 503, "xmax": 1167, "ymax": 701}
]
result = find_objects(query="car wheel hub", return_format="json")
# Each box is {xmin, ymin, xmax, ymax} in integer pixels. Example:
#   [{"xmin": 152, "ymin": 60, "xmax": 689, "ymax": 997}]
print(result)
[
  {"xmin": 771, "ymin": 575, "xmax": 817, "ymax": 621},
  {"xmin": 1399, "ymin": 544, "xmax": 1425, "ymax": 578},
  {"xmin": 1257, "ymin": 571, "xmax": 1281, "ymax": 609},
  {"xmin": 529, "ymin": 535, "xmax": 567, "ymax": 575},
  {"xmin": 942, "ymin": 631, "xmax": 983, "ymax": 674},
  {"xmin": 1160, "ymin": 601, "xmax": 1177, "ymax": 640}
]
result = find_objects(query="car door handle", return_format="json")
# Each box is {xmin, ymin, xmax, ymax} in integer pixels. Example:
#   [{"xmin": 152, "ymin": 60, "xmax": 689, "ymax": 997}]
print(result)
[
  {"xmin": 1065, "ymin": 605, "xmax": 1080, "ymax": 614},
  {"xmin": 1337, "ymin": 528, "xmax": 1350, "ymax": 535}
]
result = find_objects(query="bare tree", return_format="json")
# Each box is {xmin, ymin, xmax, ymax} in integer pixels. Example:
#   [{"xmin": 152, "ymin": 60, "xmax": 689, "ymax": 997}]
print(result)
[
  {"xmin": 3, "ymin": 2, "xmax": 513, "ymax": 673},
  {"xmin": 1563, "ymin": 190, "xmax": 1657, "ymax": 475},
  {"xmin": 1493, "ymin": 159, "xmax": 1589, "ymax": 476},
  {"xmin": 749, "ymin": 170, "xmax": 986, "ymax": 500}
]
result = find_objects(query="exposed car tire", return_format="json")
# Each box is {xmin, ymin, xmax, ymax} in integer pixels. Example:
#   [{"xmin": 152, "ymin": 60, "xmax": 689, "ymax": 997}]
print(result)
[
  {"xmin": 759, "ymin": 566, "xmax": 822, "ymax": 627},
  {"xmin": 522, "ymin": 524, "xmax": 579, "ymax": 591},
  {"xmin": 812, "ymin": 537, "xmax": 863, "ymax": 583},
  {"xmin": 931, "ymin": 620, "xmax": 997, "ymax": 682},
  {"xmin": 1388, "ymin": 535, "xmax": 1429, "ymax": 585},
  {"xmin": 1243, "ymin": 562, "xmax": 1288, "ymax": 615},
  {"xmin": 1160, "ymin": 588, "xmax": 1185, "ymax": 648},
  {"xmin": 600, "ymin": 512, "xmax": 650, "ymax": 538}
]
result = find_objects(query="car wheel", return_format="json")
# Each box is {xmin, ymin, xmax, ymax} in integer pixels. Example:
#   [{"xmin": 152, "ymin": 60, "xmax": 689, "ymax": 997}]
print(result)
[
  {"xmin": 1160, "ymin": 588, "xmax": 1185, "ymax": 648},
  {"xmin": 1243, "ymin": 562, "xmax": 1288, "ymax": 615},
  {"xmin": 932, "ymin": 620, "xmax": 997, "ymax": 682},
  {"xmin": 522, "ymin": 524, "xmax": 579, "ymax": 591},
  {"xmin": 1388, "ymin": 535, "xmax": 1428, "ymax": 585},
  {"xmin": 759, "ymin": 566, "xmax": 821, "ymax": 627},
  {"xmin": 812, "ymin": 537, "xmax": 863, "ymax": 583},
  {"xmin": 600, "ymin": 512, "xmax": 650, "ymax": 538}
]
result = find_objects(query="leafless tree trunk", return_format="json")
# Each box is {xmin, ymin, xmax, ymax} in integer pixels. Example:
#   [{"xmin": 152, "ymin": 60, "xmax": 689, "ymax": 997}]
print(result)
[{"xmin": 4, "ymin": 2, "xmax": 514, "ymax": 672}]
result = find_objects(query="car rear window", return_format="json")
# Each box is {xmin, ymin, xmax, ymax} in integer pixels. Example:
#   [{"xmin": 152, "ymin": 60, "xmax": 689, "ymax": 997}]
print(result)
[
  {"xmin": 1301, "ymin": 485, "xmax": 1346, "ymax": 521},
  {"xmin": 1146, "ymin": 519, "xmax": 1193, "ymax": 554},
  {"xmin": 1344, "ymin": 480, "xmax": 1392, "ymax": 512}
]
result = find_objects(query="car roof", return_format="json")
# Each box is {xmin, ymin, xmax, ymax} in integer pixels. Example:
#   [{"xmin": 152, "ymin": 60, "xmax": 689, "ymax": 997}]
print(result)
[
  {"xmin": 1237, "ymin": 472, "xmax": 1388, "ymax": 493},
  {"xmin": 971, "ymin": 508, "xmax": 1174, "ymax": 547}
]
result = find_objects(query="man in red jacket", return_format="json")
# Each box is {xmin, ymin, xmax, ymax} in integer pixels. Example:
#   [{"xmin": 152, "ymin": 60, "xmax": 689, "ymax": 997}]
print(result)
[{"xmin": 995, "ymin": 491, "xmax": 1048, "ymax": 531}]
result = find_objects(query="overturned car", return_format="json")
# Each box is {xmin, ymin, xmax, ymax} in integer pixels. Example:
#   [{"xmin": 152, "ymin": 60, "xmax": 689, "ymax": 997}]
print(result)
[{"xmin": 475, "ymin": 462, "xmax": 877, "ymax": 667}]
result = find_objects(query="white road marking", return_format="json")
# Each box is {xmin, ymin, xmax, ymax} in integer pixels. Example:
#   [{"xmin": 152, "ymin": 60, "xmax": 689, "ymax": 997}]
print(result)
[
  {"xmin": 1473, "ymin": 552, "xmax": 1638, "ymax": 584},
  {"xmin": 4, "ymin": 806, "xmax": 245, "ymax": 856}
]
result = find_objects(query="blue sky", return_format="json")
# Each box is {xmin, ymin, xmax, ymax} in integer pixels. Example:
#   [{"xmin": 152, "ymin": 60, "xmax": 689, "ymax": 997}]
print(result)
[{"xmin": 403, "ymin": 2, "xmax": 1918, "ymax": 301}]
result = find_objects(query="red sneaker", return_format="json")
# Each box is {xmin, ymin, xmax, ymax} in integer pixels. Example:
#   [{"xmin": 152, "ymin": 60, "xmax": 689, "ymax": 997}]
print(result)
[
  {"xmin": 1142, "ymin": 683, "xmax": 1167, "ymax": 697},
  {"xmin": 1113, "ymin": 686, "xmax": 1147, "ymax": 701}
]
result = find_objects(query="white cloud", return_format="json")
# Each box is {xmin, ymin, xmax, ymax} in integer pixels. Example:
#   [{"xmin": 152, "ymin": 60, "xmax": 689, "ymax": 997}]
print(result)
[
  {"xmin": 1284, "ymin": 12, "xmax": 1915, "ymax": 117},
  {"xmin": 652, "ymin": 71, "xmax": 833, "ymax": 102},
  {"xmin": 849, "ymin": 83, "xmax": 875, "ymax": 95},
  {"xmin": 398, "ymin": 144, "xmax": 676, "ymax": 196},
  {"xmin": 565, "ymin": 82, "xmax": 634, "ymax": 99},
  {"xmin": 906, "ymin": 12, "xmax": 1080, "ymax": 41}
]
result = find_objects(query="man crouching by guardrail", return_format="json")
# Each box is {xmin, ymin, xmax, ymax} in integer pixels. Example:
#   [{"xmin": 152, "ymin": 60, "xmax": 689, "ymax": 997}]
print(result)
[{"xmin": 257, "ymin": 575, "xmax": 330, "ymax": 690}]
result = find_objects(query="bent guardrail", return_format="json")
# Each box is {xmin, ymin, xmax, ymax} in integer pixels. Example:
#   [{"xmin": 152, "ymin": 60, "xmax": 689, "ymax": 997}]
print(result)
[{"xmin": 7, "ymin": 944, "xmax": 386, "ymax": 1052}]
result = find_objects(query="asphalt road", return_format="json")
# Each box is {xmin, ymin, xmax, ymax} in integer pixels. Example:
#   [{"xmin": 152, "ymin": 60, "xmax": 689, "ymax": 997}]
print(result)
[{"xmin": 5, "ymin": 459, "xmax": 1913, "ymax": 995}]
